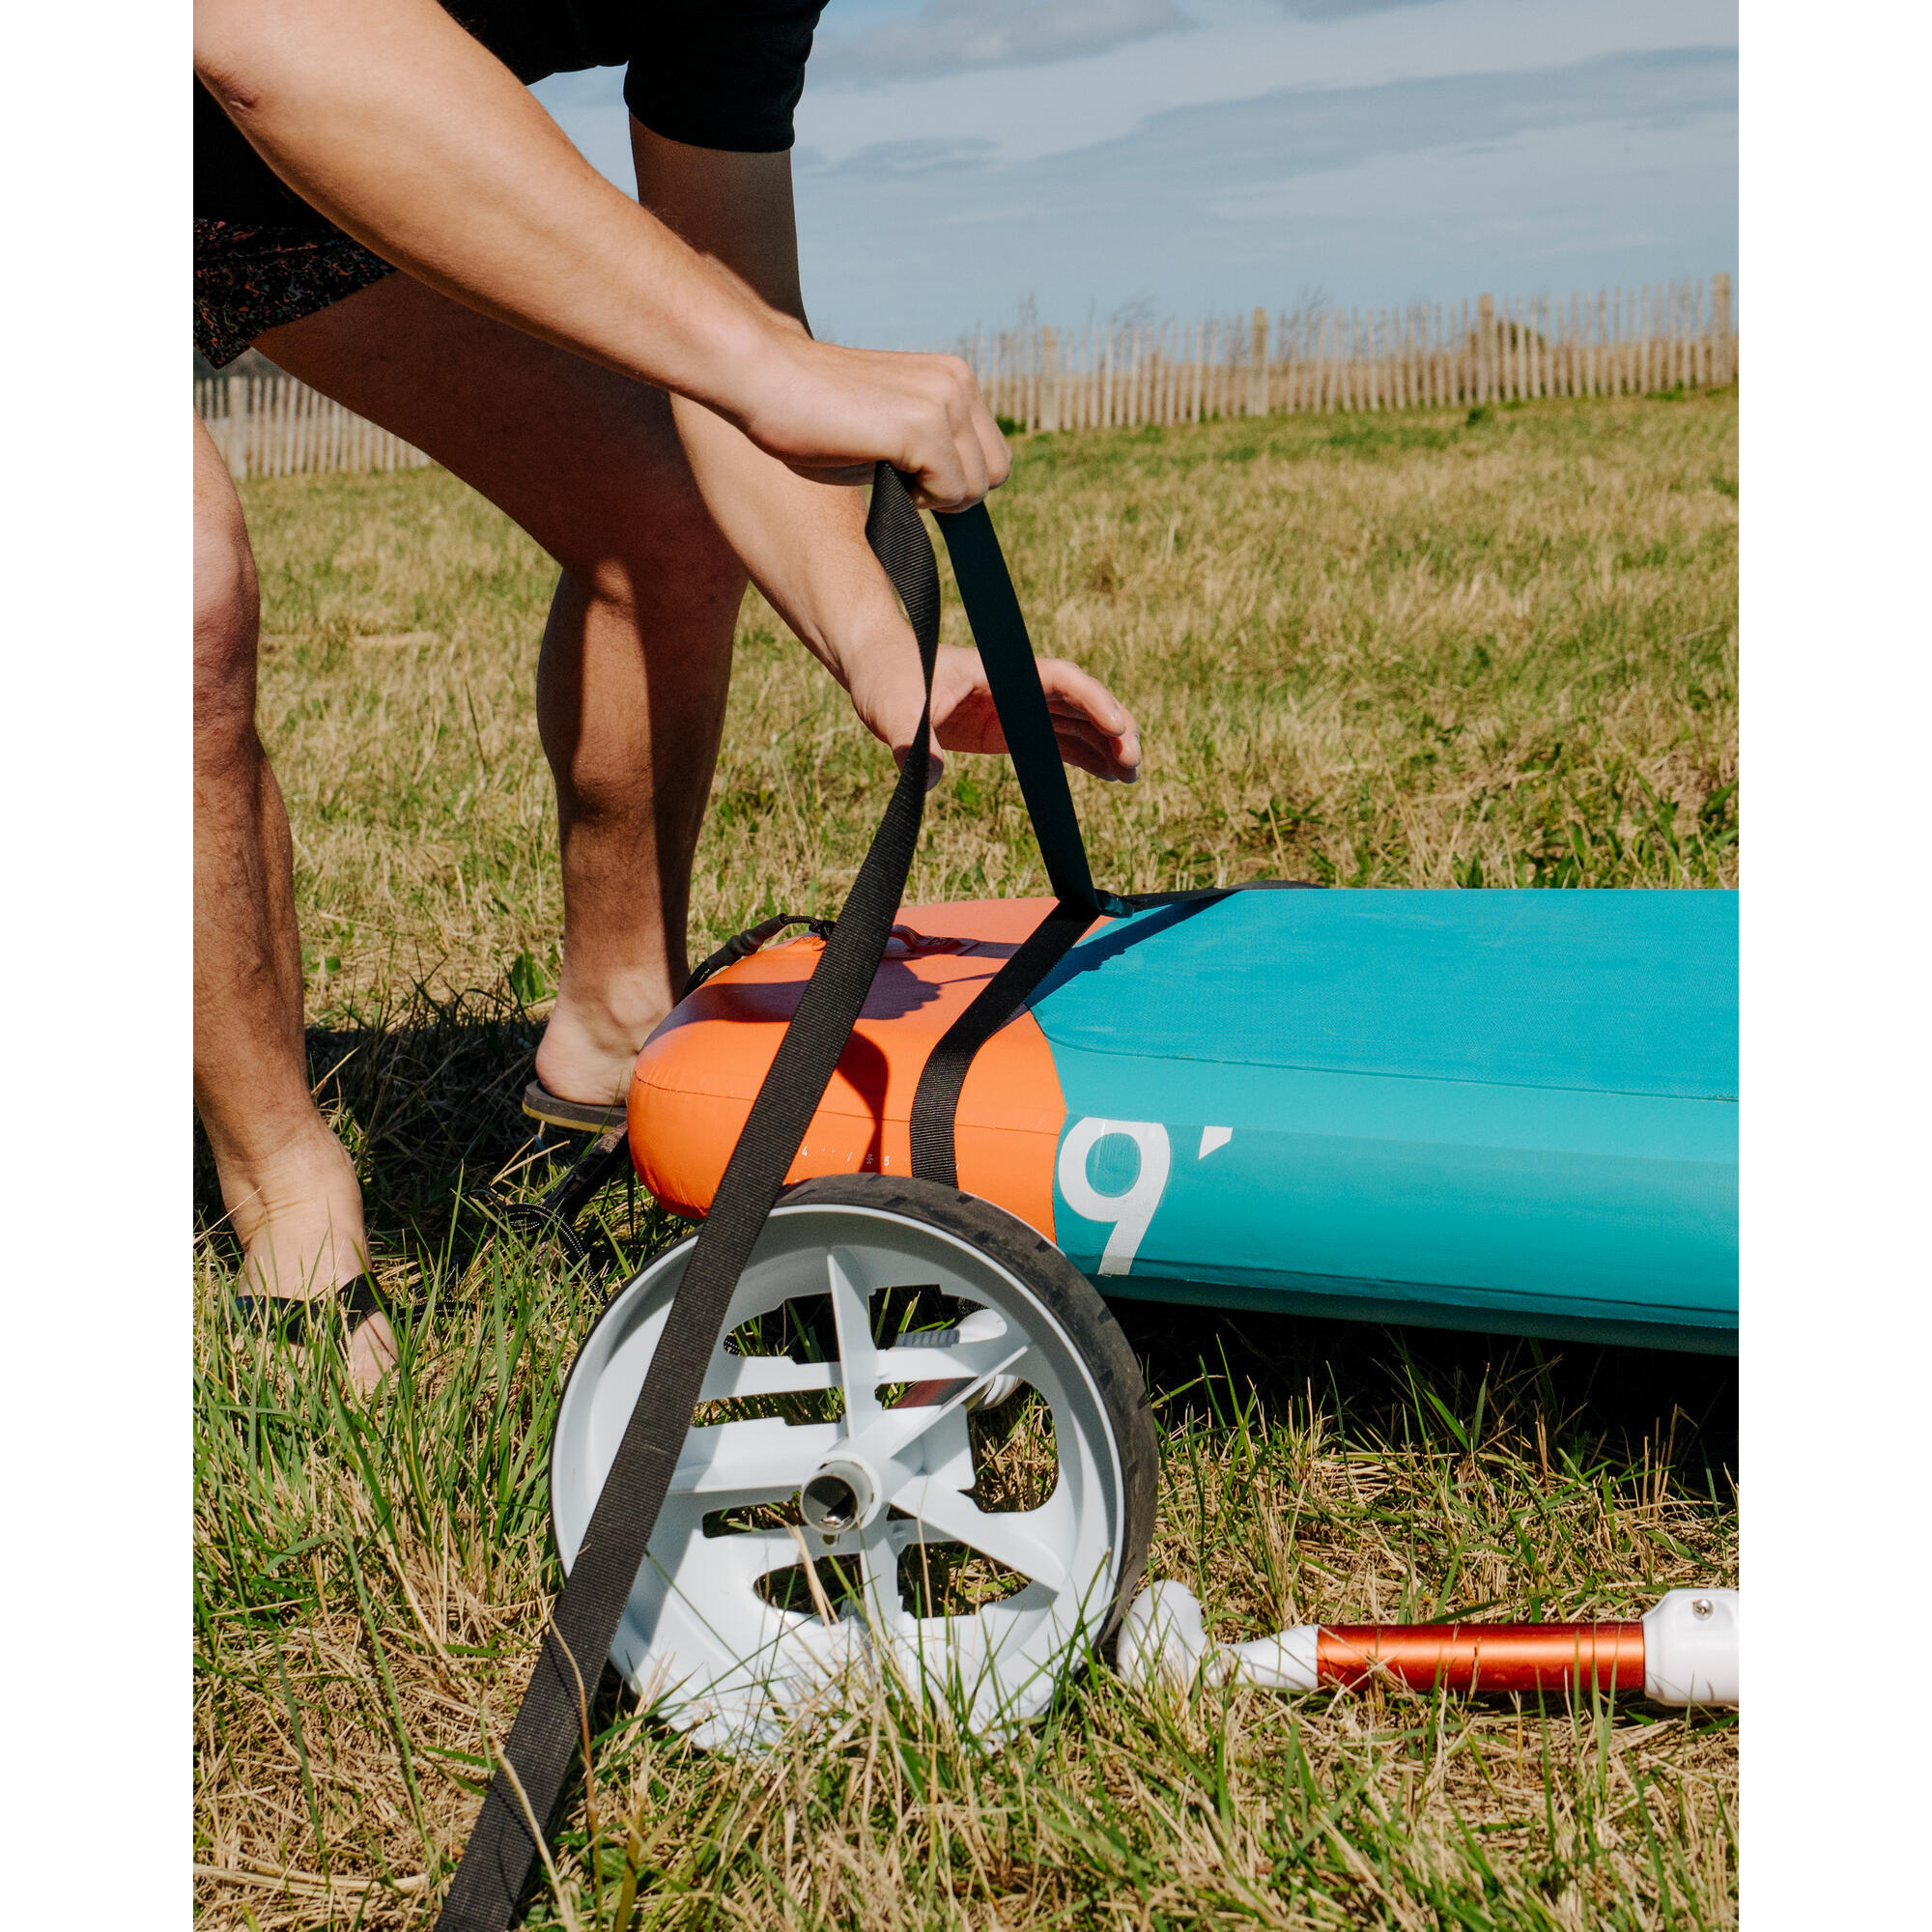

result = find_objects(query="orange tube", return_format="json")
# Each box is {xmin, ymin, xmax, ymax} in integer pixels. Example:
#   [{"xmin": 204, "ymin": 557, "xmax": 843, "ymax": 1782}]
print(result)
[{"xmin": 1317, "ymin": 1623, "xmax": 1646, "ymax": 1695}]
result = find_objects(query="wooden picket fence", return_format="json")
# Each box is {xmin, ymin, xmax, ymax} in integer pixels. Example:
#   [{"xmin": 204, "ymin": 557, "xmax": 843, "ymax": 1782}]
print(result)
[
  {"xmin": 964, "ymin": 274, "xmax": 1736, "ymax": 433},
  {"xmin": 195, "ymin": 374, "xmax": 432, "ymax": 482},
  {"xmin": 194, "ymin": 273, "xmax": 1736, "ymax": 477}
]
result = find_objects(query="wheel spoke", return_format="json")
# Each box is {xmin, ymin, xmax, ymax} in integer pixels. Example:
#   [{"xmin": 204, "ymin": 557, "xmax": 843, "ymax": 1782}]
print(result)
[
  {"xmin": 889, "ymin": 1478, "xmax": 1069, "ymax": 1592},
  {"xmin": 857, "ymin": 1520, "xmax": 906, "ymax": 1624},
  {"xmin": 827, "ymin": 1248, "xmax": 883, "ymax": 1434},
  {"xmin": 669, "ymin": 1418, "xmax": 840, "ymax": 1494},
  {"xmin": 873, "ymin": 1336, "xmax": 1023, "ymax": 1384},
  {"xmin": 905, "ymin": 1404, "xmax": 974, "ymax": 1491},
  {"xmin": 679, "ymin": 1526, "xmax": 805, "ymax": 1579},
  {"xmin": 697, "ymin": 1353, "xmax": 839, "ymax": 1402},
  {"xmin": 863, "ymin": 1344, "xmax": 1030, "ymax": 1466}
]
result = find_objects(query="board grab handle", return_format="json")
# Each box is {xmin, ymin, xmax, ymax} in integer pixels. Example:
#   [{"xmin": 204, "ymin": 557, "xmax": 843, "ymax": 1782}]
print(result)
[{"xmin": 1117, "ymin": 1580, "xmax": 1738, "ymax": 1707}]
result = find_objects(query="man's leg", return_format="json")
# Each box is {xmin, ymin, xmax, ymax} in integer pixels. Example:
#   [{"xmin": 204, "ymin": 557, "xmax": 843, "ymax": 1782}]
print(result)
[
  {"xmin": 529, "ymin": 563, "xmax": 736, "ymax": 1102},
  {"xmin": 259, "ymin": 271, "xmax": 745, "ymax": 1107},
  {"xmin": 193, "ymin": 418, "xmax": 395, "ymax": 1386}
]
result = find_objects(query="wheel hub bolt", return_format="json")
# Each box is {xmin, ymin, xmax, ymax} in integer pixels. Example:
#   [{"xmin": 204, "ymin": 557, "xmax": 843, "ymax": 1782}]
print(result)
[
  {"xmin": 803, "ymin": 1474, "xmax": 860, "ymax": 1532},
  {"xmin": 800, "ymin": 1455, "xmax": 881, "ymax": 1537}
]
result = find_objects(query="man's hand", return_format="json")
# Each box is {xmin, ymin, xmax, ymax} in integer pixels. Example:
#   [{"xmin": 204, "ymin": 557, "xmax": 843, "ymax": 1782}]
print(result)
[
  {"xmin": 841, "ymin": 639, "xmax": 1142, "ymax": 788},
  {"xmin": 632, "ymin": 131, "xmax": 1128, "ymax": 788},
  {"xmin": 629, "ymin": 128, "xmax": 1009, "ymax": 512},
  {"xmin": 739, "ymin": 338, "xmax": 1011, "ymax": 514},
  {"xmin": 669, "ymin": 384, "xmax": 1138, "ymax": 793}
]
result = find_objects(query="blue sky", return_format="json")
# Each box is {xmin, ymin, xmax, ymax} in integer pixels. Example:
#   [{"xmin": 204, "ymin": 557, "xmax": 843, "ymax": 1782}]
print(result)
[{"xmin": 532, "ymin": 0, "xmax": 1737, "ymax": 346}]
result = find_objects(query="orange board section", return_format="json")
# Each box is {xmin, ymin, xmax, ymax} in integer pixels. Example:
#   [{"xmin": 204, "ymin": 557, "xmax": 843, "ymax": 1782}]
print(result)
[{"xmin": 628, "ymin": 899, "xmax": 1078, "ymax": 1240}]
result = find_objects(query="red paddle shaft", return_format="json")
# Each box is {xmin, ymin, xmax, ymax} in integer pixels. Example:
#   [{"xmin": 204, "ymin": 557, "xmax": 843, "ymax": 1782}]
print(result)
[
  {"xmin": 1119, "ymin": 1581, "xmax": 1738, "ymax": 1706},
  {"xmin": 1316, "ymin": 1623, "xmax": 1646, "ymax": 1694}
]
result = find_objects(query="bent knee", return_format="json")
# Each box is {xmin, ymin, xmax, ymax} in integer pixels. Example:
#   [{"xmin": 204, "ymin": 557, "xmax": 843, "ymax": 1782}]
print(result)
[
  {"xmin": 195, "ymin": 499, "xmax": 259, "ymax": 650},
  {"xmin": 193, "ymin": 522, "xmax": 261, "ymax": 749}
]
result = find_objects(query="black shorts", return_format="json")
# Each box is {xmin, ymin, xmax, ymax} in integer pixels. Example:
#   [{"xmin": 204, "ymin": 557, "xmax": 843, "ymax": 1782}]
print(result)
[{"xmin": 194, "ymin": 0, "xmax": 827, "ymax": 366}]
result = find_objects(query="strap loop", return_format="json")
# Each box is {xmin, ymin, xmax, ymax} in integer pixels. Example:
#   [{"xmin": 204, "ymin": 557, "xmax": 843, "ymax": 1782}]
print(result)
[{"xmin": 934, "ymin": 504, "xmax": 1123, "ymax": 918}]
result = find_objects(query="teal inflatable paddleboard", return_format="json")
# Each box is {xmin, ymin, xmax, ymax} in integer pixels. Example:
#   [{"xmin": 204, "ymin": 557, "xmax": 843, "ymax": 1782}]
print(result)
[{"xmin": 1031, "ymin": 889, "xmax": 1737, "ymax": 1351}]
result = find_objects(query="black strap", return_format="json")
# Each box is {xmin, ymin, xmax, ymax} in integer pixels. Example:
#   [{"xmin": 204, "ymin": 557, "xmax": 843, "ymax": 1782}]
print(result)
[
  {"xmin": 905, "ymin": 896, "xmax": 1093, "ymax": 1186},
  {"xmin": 902, "ymin": 881, "xmax": 1325, "ymax": 1184},
  {"xmin": 933, "ymin": 504, "xmax": 1125, "ymax": 920},
  {"xmin": 901, "ymin": 505, "xmax": 1122, "ymax": 1185},
  {"xmin": 906, "ymin": 506, "xmax": 1233, "ymax": 1184},
  {"xmin": 435, "ymin": 466, "xmax": 944, "ymax": 1932},
  {"xmin": 907, "ymin": 506, "xmax": 1324, "ymax": 1184},
  {"xmin": 440, "ymin": 463, "xmax": 1308, "ymax": 1926},
  {"xmin": 232, "ymin": 1271, "xmax": 396, "ymax": 1340}
]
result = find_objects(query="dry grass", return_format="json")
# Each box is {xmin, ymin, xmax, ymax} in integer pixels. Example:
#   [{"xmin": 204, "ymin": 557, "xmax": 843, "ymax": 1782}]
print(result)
[
  {"xmin": 245, "ymin": 391, "xmax": 1736, "ymax": 1007},
  {"xmin": 196, "ymin": 390, "xmax": 1739, "ymax": 1929}
]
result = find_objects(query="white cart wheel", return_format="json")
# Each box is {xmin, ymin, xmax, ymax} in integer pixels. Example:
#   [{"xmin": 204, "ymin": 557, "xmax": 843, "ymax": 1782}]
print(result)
[{"xmin": 549, "ymin": 1175, "xmax": 1156, "ymax": 1752}]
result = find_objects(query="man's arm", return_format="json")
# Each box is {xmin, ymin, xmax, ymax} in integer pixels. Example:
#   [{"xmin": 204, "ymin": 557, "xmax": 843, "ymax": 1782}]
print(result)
[
  {"xmin": 636, "ymin": 127, "xmax": 1141, "ymax": 784},
  {"xmin": 193, "ymin": 0, "xmax": 1005, "ymax": 508}
]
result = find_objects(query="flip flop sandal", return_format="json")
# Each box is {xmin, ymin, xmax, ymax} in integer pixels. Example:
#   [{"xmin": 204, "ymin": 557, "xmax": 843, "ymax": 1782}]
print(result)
[
  {"xmin": 497, "ymin": 1122, "xmax": 635, "ymax": 1263},
  {"xmin": 231, "ymin": 1271, "xmax": 406, "ymax": 1347},
  {"xmin": 521, "ymin": 1079, "xmax": 629, "ymax": 1135}
]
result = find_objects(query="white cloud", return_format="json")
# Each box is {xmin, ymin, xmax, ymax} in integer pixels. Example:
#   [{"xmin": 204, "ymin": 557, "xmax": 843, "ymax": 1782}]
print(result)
[
  {"xmin": 796, "ymin": 0, "xmax": 1736, "ymax": 170},
  {"xmin": 527, "ymin": 4, "xmax": 1737, "ymax": 344},
  {"xmin": 1275, "ymin": 0, "xmax": 1454, "ymax": 17},
  {"xmin": 814, "ymin": 0, "xmax": 1192, "ymax": 84}
]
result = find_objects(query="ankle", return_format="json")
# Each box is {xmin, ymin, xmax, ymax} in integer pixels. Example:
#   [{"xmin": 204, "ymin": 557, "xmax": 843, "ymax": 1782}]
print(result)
[
  {"xmin": 535, "ymin": 968, "xmax": 671, "ymax": 1105},
  {"xmin": 555, "ymin": 960, "xmax": 673, "ymax": 1052},
  {"xmin": 239, "ymin": 1221, "xmax": 368, "ymax": 1301},
  {"xmin": 217, "ymin": 1123, "xmax": 368, "ymax": 1297}
]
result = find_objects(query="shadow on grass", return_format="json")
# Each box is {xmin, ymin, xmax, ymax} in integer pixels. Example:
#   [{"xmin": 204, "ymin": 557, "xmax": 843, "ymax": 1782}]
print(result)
[
  {"xmin": 190, "ymin": 977, "xmax": 677, "ymax": 1278},
  {"xmin": 1117, "ymin": 1293, "xmax": 1737, "ymax": 1500}
]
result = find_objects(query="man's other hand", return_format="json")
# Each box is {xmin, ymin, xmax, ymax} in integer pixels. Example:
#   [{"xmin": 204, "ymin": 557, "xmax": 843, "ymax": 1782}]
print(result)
[{"xmin": 843, "ymin": 640, "xmax": 1142, "ymax": 788}]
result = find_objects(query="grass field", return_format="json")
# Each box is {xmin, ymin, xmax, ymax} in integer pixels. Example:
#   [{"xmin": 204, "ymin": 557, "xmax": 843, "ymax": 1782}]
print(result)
[{"xmin": 195, "ymin": 391, "xmax": 1739, "ymax": 1929}]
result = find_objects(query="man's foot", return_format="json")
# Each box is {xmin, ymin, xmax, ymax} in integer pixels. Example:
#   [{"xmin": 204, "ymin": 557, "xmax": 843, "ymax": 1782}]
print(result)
[
  {"xmin": 221, "ymin": 1125, "xmax": 396, "ymax": 1392},
  {"xmin": 532, "ymin": 970, "xmax": 669, "ymax": 1115}
]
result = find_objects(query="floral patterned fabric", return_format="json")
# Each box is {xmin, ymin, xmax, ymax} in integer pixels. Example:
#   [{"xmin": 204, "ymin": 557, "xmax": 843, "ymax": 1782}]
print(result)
[{"xmin": 193, "ymin": 219, "xmax": 399, "ymax": 368}]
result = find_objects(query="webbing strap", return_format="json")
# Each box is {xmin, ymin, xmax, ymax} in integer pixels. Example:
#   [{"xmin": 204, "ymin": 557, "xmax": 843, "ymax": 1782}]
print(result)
[
  {"xmin": 438, "ymin": 465, "xmax": 1237, "ymax": 1926},
  {"xmin": 903, "ymin": 881, "xmax": 1322, "ymax": 1186},
  {"xmin": 435, "ymin": 467, "xmax": 943, "ymax": 1932},
  {"xmin": 906, "ymin": 507, "xmax": 1236, "ymax": 1184},
  {"xmin": 935, "ymin": 504, "xmax": 1125, "ymax": 920},
  {"xmin": 905, "ymin": 895, "xmax": 1094, "ymax": 1186}
]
